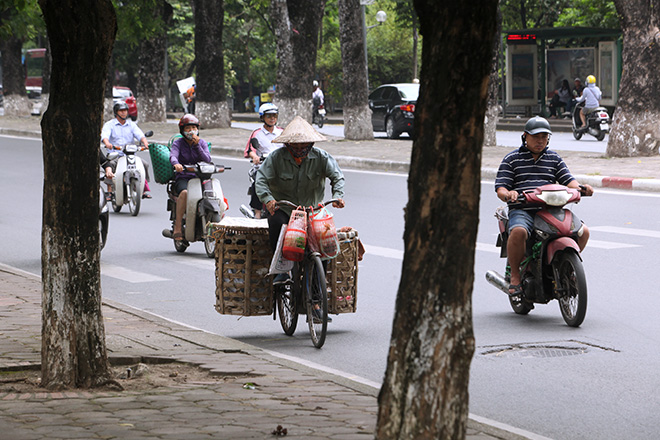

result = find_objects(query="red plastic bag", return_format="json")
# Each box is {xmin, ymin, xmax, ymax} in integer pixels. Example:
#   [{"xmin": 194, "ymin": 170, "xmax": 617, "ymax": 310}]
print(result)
[
  {"xmin": 312, "ymin": 205, "xmax": 339, "ymax": 259},
  {"xmin": 282, "ymin": 208, "xmax": 306, "ymax": 261}
]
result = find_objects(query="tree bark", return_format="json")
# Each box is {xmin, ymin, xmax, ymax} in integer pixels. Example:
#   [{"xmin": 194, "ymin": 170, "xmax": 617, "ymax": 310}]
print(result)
[
  {"xmin": 194, "ymin": 0, "xmax": 230, "ymax": 128},
  {"xmin": 137, "ymin": 0, "xmax": 173, "ymax": 123},
  {"xmin": 376, "ymin": 1, "xmax": 497, "ymax": 439},
  {"xmin": 38, "ymin": 0, "xmax": 116, "ymax": 390},
  {"xmin": 484, "ymin": 6, "xmax": 502, "ymax": 148},
  {"xmin": 40, "ymin": 40, "xmax": 52, "ymax": 115},
  {"xmin": 338, "ymin": 0, "xmax": 373, "ymax": 140},
  {"xmin": 271, "ymin": 0, "xmax": 324, "ymax": 125},
  {"xmin": 607, "ymin": 0, "xmax": 660, "ymax": 157},
  {"xmin": 0, "ymin": 36, "xmax": 31, "ymax": 116}
]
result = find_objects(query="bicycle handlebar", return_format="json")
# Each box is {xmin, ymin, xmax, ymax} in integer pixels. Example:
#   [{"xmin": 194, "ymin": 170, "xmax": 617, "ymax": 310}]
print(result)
[{"xmin": 275, "ymin": 199, "xmax": 340, "ymax": 211}]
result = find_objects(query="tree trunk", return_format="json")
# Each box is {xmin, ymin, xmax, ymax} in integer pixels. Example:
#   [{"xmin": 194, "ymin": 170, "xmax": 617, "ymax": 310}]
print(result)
[
  {"xmin": 607, "ymin": 0, "xmax": 660, "ymax": 156},
  {"xmin": 0, "ymin": 36, "xmax": 31, "ymax": 116},
  {"xmin": 484, "ymin": 7, "xmax": 502, "ymax": 148},
  {"xmin": 271, "ymin": 0, "xmax": 324, "ymax": 125},
  {"xmin": 38, "ymin": 0, "xmax": 116, "ymax": 390},
  {"xmin": 104, "ymin": 53, "xmax": 115, "ymax": 120},
  {"xmin": 338, "ymin": 0, "xmax": 372, "ymax": 140},
  {"xmin": 137, "ymin": 1, "xmax": 173, "ymax": 123},
  {"xmin": 376, "ymin": 1, "xmax": 497, "ymax": 439},
  {"xmin": 412, "ymin": 9, "xmax": 419, "ymax": 81},
  {"xmin": 194, "ymin": 0, "xmax": 230, "ymax": 128},
  {"xmin": 40, "ymin": 40, "xmax": 52, "ymax": 115}
]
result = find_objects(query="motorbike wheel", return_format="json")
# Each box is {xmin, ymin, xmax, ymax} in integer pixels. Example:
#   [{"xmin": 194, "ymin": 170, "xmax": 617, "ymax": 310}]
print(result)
[
  {"xmin": 111, "ymin": 194, "xmax": 121, "ymax": 212},
  {"xmin": 204, "ymin": 212, "xmax": 221, "ymax": 258},
  {"xmin": 386, "ymin": 118, "xmax": 400, "ymax": 139},
  {"xmin": 596, "ymin": 130, "xmax": 606, "ymax": 141},
  {"xmin": 99, "ymin": 217, "xmax": 108, "ymax": 251},
  {"xmin": 317, "ymin": 116, "xmax": 324, "ymax": 128},
  {"xmin": 572, "ymin": 130, "xmax": 583, "ymax": 141},
  {"xmin": 127, "ymin": 179, "xmax": 141, "ymax": 216},
  {"xmin": 556, "ymin": 251, "xmax": 588, "ymax": 327},
  {"xmin": 509, "ymin": 295, "xmax": 533, "ymax": 315}
]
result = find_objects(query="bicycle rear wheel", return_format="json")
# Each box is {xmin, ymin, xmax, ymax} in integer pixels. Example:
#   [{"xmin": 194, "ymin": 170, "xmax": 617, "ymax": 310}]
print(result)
[{"xmin": 305, "ymin": 255, "xmax": 328, "ymax": 348}]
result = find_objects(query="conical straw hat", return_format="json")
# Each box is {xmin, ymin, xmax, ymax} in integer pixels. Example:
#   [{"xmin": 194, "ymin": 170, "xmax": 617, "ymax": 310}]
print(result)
[{"xmin": 272, "ymin": 115, "xmax": 327, "ymax": 143}]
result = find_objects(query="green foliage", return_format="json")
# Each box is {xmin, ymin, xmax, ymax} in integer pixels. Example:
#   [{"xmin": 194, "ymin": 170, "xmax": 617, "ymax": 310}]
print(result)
[
  {"xmin": 0, "ymin": 0, "xmax": 44, "ymax": 42},
  {"xmin": 167, "ymin": 0, "xmax": 195, "ymax": 85},
  {"xmin": 554, "ymin": 0, "xmax": 619, "ymax": 29},
  {"xmin": 500, "ymin": 0, "xmax": 619, "ymax": 30}
]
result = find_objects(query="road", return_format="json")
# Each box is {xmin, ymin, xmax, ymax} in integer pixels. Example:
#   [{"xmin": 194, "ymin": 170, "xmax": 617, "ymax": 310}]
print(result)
[
  {"xmin": 2, "ymin": 135, "xmax": 660, "ymax": 439},
  {"xmin": 232, "ymin": 121, "xmax": 609, "ymax": 154}
]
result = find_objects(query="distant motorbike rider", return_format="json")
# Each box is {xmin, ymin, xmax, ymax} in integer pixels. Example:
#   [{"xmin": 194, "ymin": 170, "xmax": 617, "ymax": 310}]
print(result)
[
  {"xmin": 101, "ymin": 101, "xmax": 152, "ymax": 198},
  {"xmin": 495, "ymin": 116, "xmax": 593, "ymax": 298},
  {"xmin": 576, "ymin": 75, "xmax": 602, "ymax": 130},
  {"xmin": 243, "ymin": 103, "xmax": 284, "ymax": 218},
  {"xmin": 169, "ymin": 114, "xmax": 211, "ymax": 241},
  {"xmin": 312, "ymin": 80, "xmax": 324, "ymax": 115}
]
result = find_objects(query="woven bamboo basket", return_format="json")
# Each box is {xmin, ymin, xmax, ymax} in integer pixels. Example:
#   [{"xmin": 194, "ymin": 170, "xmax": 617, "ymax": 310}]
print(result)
[
  {"xmin": 213, "ymin": 224, "xmax": 273, "ymax": 316},
  {"xmin": 326, "ymin": 231, "xmax": 359, "ymax": 314}
]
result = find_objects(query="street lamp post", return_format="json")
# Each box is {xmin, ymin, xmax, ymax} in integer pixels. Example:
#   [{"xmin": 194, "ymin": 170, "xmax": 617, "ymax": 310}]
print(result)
[{"xmin": 361, "ymin": 7, "xmax": 387, "ymax": 90}]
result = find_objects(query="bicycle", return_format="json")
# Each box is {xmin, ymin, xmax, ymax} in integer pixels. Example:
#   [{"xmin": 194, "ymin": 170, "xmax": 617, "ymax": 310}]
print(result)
[{"xmin": 273, "ymin": 199, "xmax": 339, "ymax": 348}]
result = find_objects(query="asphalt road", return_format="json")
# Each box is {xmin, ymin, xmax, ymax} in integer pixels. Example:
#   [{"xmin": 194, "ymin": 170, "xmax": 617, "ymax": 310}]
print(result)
[{"xmin": 2, "ymin": 135, "xmax": 660, "ymax": 439}]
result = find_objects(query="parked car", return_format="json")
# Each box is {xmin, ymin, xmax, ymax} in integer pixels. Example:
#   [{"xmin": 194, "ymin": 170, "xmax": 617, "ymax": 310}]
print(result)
[
  {"xmin": 113, "ymin": 86, "xmax": 138, "ymax": 121},
  {"xmin": 368, "ymin": 83, "xmax": 419, "ymax": 139}
]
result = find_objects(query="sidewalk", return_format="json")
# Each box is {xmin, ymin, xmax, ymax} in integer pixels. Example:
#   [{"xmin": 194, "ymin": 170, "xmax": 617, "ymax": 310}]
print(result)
[
  {"xmin": 0, "ymin": 263, "xmax": 545, "ymax": 440},
  {"xmin": 4, "ymin": 114, "xmax": 660, "ymax": 191}
]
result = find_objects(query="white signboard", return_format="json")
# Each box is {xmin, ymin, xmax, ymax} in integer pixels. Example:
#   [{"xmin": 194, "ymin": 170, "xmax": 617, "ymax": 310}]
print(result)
[{"xmin": 176, "ymin": 77, "xmax": 195, "ymax": 113}]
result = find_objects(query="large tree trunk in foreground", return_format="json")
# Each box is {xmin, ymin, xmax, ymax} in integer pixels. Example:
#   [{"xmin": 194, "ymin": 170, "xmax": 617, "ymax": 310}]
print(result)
[
  {"xmin": 39, "ymin": 0, "xmax": 116, "ymax": 390},
  {"xmin": 0, "ymin": 36, "xmax": 31, "ymax": 116},
  {"xmin": 376, "ymin": 1, "xmax": 498, "ymax": 438},
  {"xmin": 137, "ymin": 0, "xmax": 173, "ymax": 123},
  {"xmin": 194, "ymin": 0, "xmax": 230, "ymax": 128},
  {"xmin": 608, "ymin": 0, "xmax": 660, "ymax": 156},
  {"xmin": 338, "ymin": 0, "xmax": 373, "ymax": 140},
  {"xmin": 484, "ymin": 6, "xmax": 502, "ymax": 148},
  {"xmin": 271, "ymin": 0, "xmax": 324, "ymax": 125}
]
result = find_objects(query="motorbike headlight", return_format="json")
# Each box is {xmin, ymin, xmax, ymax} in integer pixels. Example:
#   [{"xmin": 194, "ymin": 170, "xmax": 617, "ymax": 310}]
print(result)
[
  {"xmin": 199, "ymin": 163, "xmax": 216, "ymax": 174},
  {"xmin": 536, "ymin": 190, "xmax": 572, "ymax": 206},
  {"xmin": 125, "ymin": 144, "xmax": 138, "ymax": 153}
]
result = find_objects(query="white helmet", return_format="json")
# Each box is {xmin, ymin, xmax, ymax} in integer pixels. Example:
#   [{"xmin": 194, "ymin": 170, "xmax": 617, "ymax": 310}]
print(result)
[
  {"xmin": 258, "ymin": 103, "xmax": 278, "ymax": 116},
  {"xmin": 313, "ymin": 80, "xmax": 319, "ymax": 87}
]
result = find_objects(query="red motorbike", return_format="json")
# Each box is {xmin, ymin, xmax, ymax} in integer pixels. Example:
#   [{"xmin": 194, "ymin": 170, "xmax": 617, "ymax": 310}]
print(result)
[{"xmin": 486, "ymin": 184, "xmax": 590, "ymax": 327}]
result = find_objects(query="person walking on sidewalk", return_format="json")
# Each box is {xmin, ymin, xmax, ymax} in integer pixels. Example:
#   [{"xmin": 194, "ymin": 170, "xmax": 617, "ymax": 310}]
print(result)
[
  {"xmin": 243, "ymin": 103, "xmax": 284, "ymax": 218},
  {"xmin": 101, "ymin": 102, "xmax": 152, "ymax": 198},
  {"xmin": 495, "ymin": 116, "xmax": 594, "ymax": 298},
  {"xmin": 255, "ymin": 116, "xmax": 345, "ymax": 284}
]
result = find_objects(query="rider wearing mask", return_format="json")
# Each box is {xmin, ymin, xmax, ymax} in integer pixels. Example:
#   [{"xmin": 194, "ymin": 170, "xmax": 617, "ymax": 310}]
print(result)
[
  {"xmin": 101, "ymin": 101, "xmax": 152, "ymax": 198},
  {"xmin": 495, "ymin": 116, "xmax": 594, "ymax": 298},
  {"xmin": 169, "ymin": 114, "xmax": 211, "ymax": 241},
  {"xmin": 244, "ymin": 103, "xmax": 284, "ymax": 218},
  {"xmin": 576, "ymin": 75, "xmax": 602, "ymax": 130},
  {"xmin": 255, "ymin": 116, "xmax": 345, "ymax": 282}
]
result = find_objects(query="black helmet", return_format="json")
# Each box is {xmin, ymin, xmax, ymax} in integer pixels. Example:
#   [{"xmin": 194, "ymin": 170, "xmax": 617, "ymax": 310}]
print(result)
[
  {"xmin": 113, "ymin": 101, "xmax": 129, "ymax": 117},
  {"xmin": 524, "ymin": 116, "xmax": 552, "ymax": 135}
]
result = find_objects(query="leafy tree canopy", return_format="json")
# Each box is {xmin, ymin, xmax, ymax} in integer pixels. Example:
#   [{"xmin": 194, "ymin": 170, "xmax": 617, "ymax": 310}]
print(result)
[{"xmin": 0, "ymin": 0, "xmax": 44, "ymax": 42}]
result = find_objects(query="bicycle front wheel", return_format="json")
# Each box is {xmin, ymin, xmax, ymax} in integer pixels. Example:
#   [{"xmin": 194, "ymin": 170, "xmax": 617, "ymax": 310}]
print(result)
[{"xmin": 305, "ymin": 255, "xmax": 328, "ymax": 348}]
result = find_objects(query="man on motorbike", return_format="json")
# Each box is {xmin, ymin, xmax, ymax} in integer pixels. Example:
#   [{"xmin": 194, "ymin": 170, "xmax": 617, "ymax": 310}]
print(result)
[
  {"xmin": 312, "ymin": 80, "xmax": 324, "ymax": 119},
  {"xmin": 495, "ymin": 116, "xmax": 594, "ymax": 297},
  {"xmin": 101, "ymin": 101, "xmax": 152, "ymax": 198},
  {"xmin": 255, "ymin": 116, "xmax": 345, "ymax": 284},
  {"xmin": 243, "ymin": 103, "xmax": 284, "ymax": 218},
  {"xmin": 169, "ymin": 114, "xmax": 211, "ymax": 241},
  {"xmin": 576, "ymin": 75, "xmax": 602, "ymax": 130}
]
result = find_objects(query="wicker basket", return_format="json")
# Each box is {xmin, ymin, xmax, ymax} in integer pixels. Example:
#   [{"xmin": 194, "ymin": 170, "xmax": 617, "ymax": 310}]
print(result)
[
  {"xmin": 326, "ymin": 231, "xmax": 359, "ymax": 314},
  {"xmin": 213, "ymin": 223, "xmax": 274, "ymax": 316}
]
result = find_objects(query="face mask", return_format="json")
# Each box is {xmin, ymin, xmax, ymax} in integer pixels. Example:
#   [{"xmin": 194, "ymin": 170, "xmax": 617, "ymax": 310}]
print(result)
[
  {"xmin": 286, "ymin": 144, "xmax": 313, "ymax": 159},
  {"xmin": 184, "ymin": 129, "xmax": 198, "ymax": 140}
]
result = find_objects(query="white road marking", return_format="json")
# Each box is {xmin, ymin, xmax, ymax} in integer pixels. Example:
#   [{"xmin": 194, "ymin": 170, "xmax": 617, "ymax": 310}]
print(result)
[
  {"xmin": 590, "ymin": 225, "xmax": 660, "ymax": 239},
  {"xmin": 363, "ymin": 245, "xmax": 403, "ymax": 260},
  {"xmin": 584, "ymin": 239, "xmax": 641, "ymax": 249},
  {"xmin": 156, "ymin": 256, "xmax": 215, "ymax": 271},
  {"xmin": 101, "ymin": 263, "xmax": 169, "ymax": 283}
]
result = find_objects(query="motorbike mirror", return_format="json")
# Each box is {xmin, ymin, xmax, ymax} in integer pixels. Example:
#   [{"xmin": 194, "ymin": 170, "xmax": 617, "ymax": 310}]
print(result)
[
  {"xmin": 144, "ymin": 130, "xmax": 154, "ymax": 138},
  {"xmin": 250, "ymin": 138, "xmax": 260, "ymax": 149}
]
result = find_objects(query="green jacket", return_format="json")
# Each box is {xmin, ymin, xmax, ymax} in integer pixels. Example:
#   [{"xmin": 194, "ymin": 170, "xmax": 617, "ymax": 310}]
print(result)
[{"xmin": 255, "ymin": 146, "xmax": 345, "ymax": 215}]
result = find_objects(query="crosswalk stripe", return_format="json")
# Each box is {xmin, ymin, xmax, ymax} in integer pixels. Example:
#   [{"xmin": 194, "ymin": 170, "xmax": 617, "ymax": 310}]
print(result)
[
  {"xmin": 101, "ymin": 263, "xmax": 169, "ymax": 283},
  {"xmin": 590, "ymin": 226, "xmax": 660, "ymax": 239},
  {"xmin": 156, "ymin": 256, "xmax": 215, "ymax": 270}
]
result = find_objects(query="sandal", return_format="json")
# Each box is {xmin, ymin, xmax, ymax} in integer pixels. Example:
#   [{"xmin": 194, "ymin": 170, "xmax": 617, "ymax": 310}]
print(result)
[
  {"xmin": 173, "ymin": 232, "xmax": 185, "ymax": 242},
  {"xmin": 508, "ymin": 283, "xmax": 523, "ymax": 297}
]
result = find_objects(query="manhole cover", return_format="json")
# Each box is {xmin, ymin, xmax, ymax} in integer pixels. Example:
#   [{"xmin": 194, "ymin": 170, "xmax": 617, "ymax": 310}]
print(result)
[{"xmin": 479, "ymin": 340, "xmax": 619, "ymax": 359}]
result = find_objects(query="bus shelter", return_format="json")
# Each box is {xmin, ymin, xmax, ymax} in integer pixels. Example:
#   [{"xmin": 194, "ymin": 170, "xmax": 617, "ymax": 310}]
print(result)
[{"xmin": 504, "ymin": 27, "xmax": 621, "ymax": 116}]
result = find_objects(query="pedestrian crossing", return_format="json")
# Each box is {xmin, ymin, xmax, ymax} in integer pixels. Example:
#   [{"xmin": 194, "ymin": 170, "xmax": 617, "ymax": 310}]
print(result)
[{"xmin": 99, "ymin": 225, "xmax": 657, "ymax": 282}]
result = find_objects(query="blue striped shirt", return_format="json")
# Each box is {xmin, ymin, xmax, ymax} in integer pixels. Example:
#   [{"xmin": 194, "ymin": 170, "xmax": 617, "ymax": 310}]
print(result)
[{"xmin": 495, "ymin": 146, "xmax": 575, "ymax": 193}]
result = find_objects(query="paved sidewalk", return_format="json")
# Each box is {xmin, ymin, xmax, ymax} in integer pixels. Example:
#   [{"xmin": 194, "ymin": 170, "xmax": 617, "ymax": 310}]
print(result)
[
  {"xmin": 0, "ymin": 263, "xmax": 545, "ymax": 440},
  {"xmin": 3, "ymin": 115, "xmax": 660, "ymax": 190}
]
